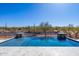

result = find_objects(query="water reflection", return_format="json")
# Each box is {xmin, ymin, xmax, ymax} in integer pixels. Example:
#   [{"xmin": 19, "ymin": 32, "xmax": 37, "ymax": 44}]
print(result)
[
  {"xmin": 31, "ymin": 36, "xmax": 54, "ymax": 40},
  {"xmin": 15, "ymin": 38, "xmax": 24, "ymax": 42}
]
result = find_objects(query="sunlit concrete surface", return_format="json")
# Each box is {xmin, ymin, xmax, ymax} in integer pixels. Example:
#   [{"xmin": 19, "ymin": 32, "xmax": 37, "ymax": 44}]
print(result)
[
  {"xmin": 0, "ymin": 47, "xmax": 79, "ymax": 56},
  {"xmin": 0, "ymin": 38, "xmax": 13, "ymax": 43}
]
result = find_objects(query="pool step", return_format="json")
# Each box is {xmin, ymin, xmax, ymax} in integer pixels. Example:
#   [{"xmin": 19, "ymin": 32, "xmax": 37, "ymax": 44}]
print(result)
[
  {"xmin": 57, "ymin": 31, "xmax": 67, "ymax": 41},
  {"xmin": 15, "ymin": 34, "xmax": 23, "ymax": 39}
]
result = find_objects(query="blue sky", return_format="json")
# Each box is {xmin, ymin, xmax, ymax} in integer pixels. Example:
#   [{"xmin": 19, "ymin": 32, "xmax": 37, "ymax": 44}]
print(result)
[{"xmin": 0, "ymin": 3, "xmax": 79, "ymax": 27}]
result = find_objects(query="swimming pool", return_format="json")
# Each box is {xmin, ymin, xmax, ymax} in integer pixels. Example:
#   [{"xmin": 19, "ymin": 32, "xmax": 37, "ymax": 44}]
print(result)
[{"xmin": 0, "ymin": 36, "xmax": 79, "ymax": 46}]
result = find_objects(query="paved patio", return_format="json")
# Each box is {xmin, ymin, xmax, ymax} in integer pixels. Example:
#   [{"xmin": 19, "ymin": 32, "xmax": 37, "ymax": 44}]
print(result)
[{"xmin": 0, "ymin": 47, "xmax": 79, "ymax": 56}]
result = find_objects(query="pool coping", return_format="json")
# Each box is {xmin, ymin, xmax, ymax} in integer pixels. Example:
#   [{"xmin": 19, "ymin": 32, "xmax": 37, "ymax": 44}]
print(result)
[{"xmin": 67, "ymin": 37, "xmax": 79, "ymax": 43}]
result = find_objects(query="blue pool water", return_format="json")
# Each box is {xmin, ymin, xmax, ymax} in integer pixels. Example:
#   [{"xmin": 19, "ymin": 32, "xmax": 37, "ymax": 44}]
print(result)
[{"xmin": 0, "ymin": 36, "xmax": 79, "ymax": 46}]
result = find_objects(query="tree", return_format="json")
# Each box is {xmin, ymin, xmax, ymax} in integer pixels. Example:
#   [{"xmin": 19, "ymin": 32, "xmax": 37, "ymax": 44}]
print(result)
[{"xmin": 39, "ymin": 22, "xmax": 52, "ymax": 38}]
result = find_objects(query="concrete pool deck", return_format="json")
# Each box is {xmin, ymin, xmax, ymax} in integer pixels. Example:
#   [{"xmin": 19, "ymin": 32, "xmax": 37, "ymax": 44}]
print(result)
[
  {"xmin": 0, "ymin": 47, "xmax": 79, "ymax": 56},
  {"xmin": 67, "ymin": 37, "xmax": 79, "ymax": 42},
  {"xmin": 0, "ymin": 37, "xmax": 79, "ymax": 56},
  {"xmin": 0, "ymin": 37, "xmax": 14, "ymax": 43}
]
